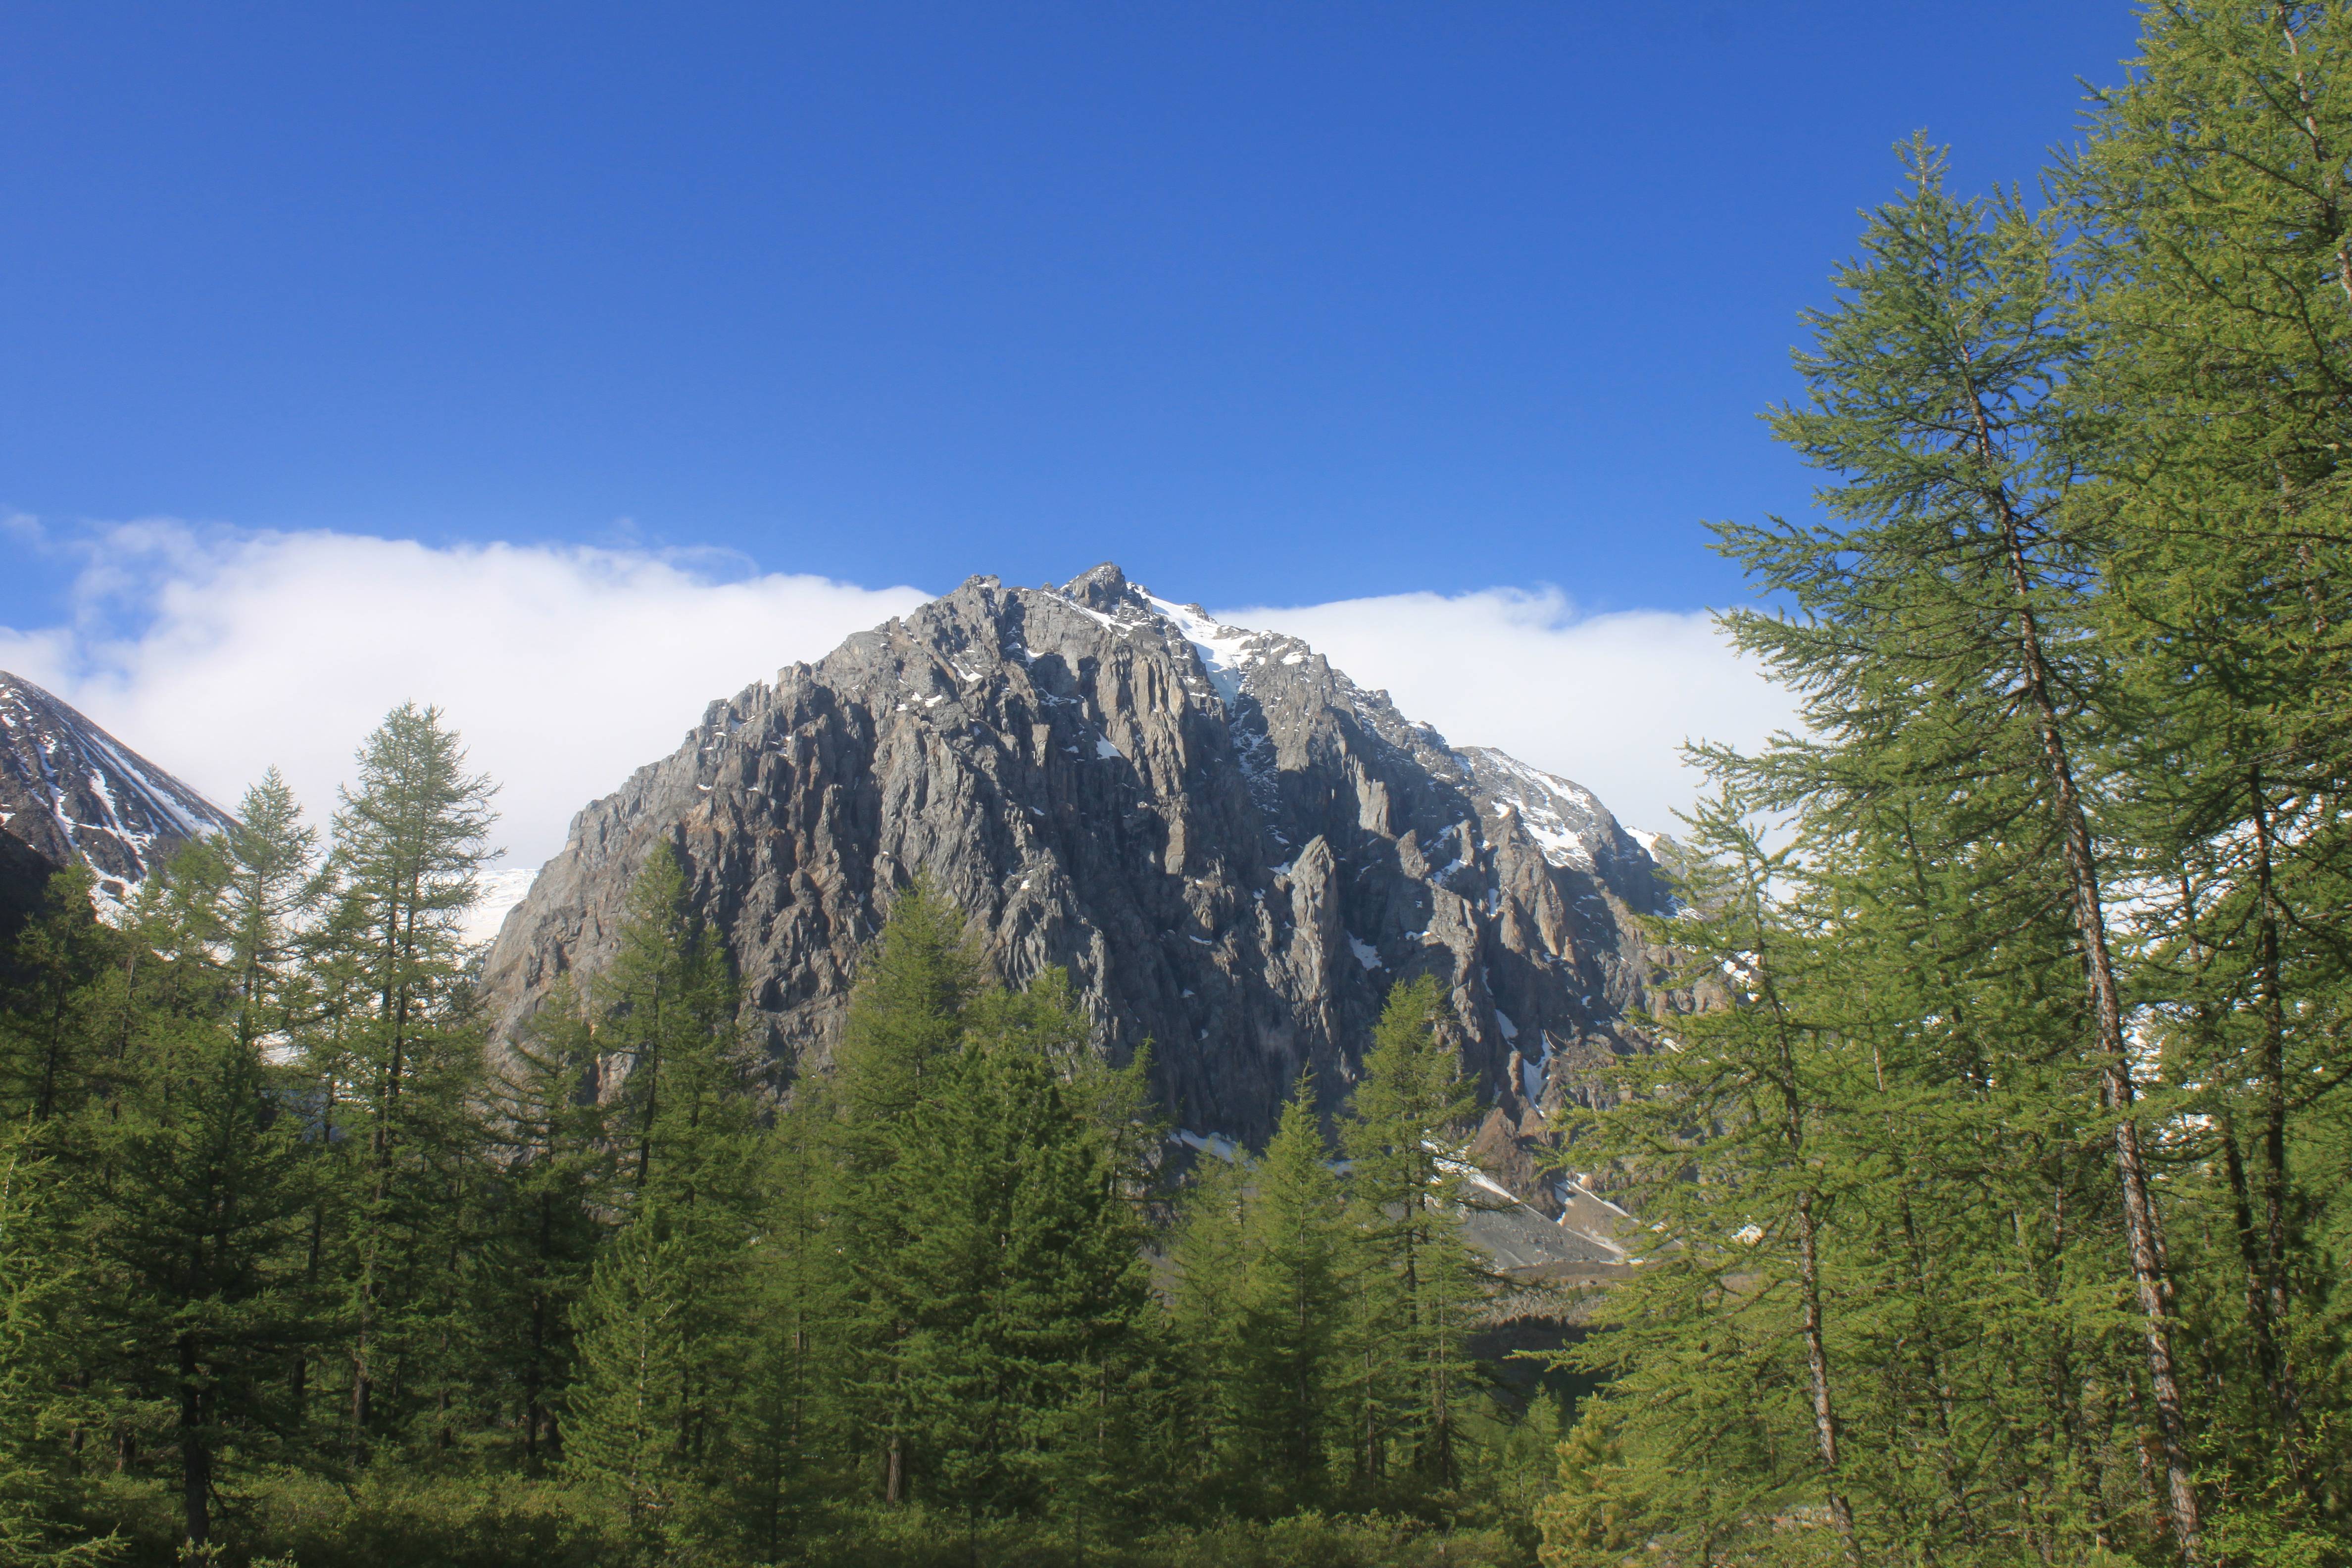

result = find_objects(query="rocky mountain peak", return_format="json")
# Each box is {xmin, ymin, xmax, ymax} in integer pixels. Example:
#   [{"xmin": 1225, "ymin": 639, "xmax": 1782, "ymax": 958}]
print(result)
[
  {"xmin": 480, "ymin": 566, "xmax": 1679, "ymax": 1211},
  {"xmin": 1061, "ymin": 561, "xmax": 1132, "ymax": 610}
]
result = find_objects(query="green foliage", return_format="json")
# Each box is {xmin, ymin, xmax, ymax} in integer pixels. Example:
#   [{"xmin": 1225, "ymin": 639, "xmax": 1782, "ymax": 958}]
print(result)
[
  {"xmin": 89, "ymin": 872, "xmax": 320, "ymax": 1557},
  {"xmin": 1530, "ymin": 1406, "xmax": 1633, "ymax": 1568},
  {"xmin": 1233, "ymin": 1086, "xmax": 1349, "ymax": 1516},
  {"xmin": 0, "ymin": 1138, "xmax": 116, "ymax": 1567},
  {"xmin": 67, "ymin": 1471, "xmax": 621, "ymax": 1568},
  {"xmin": 1342, "ymin": 975, "xmax": 1490, "ymax": 1499},
  {"xmin": 1526, "ymin": 11, "xmax": 2352, "ymax": 1566},
  {"xmin": 561, "ymin": 844, "xmax": 768, "ymax": 1560},
  {"xmin": 1166, "ymin": 980, "xmax": 1506, "ymax": 1528},
  {"xmin": 1167, "ymin": 1080, "xmax": 1350, "ymax": 1519},
  {"xmin": 476, "ymin": 978, "xmax": 612, "ymax": 1471},
  {"xmin": 849, "ymin": 965, "xmax": 1154, "ymax": 1530},
  {"xmin": 306, "ymin": 701, "xmax": 501, "ymax": 1462}
]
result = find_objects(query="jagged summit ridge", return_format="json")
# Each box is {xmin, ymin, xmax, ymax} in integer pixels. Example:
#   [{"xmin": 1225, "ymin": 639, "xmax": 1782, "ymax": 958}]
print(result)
[
  {"xmin": 481, "ymin": 564, "xmax": 1674, "ymax": 1208},
  {"xmin": 0, "ymin": 671, "xmax": 232, "ymax": 913}
]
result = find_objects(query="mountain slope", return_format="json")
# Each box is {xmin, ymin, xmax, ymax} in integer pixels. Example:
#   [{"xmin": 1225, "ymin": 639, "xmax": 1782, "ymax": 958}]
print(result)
[
  {"xmin": 481, "ymin": 565, "xmax": 1674, "ymax": 1206},
  {"xmin": 0, "ymin": 672, "xmax": 232, "ymax": 917}
]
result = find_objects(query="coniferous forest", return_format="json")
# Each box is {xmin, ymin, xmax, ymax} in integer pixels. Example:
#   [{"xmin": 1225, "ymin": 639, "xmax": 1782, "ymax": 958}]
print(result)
[
  {"xmin": 0, "ymin": 705, "xmax": 1554, "ymax": 1568},
  {"xmin": 13, "ymin": 5, "xmax": 2352, "ymax": 1566}
]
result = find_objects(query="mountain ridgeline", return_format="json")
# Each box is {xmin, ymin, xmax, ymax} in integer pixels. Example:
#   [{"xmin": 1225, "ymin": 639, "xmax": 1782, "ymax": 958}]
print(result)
[
  {"xmin": 483, "ymin": 564, "xmax": 1676, "ymax": 1199},
  {"xmin": 0, "ymin": 671, "xmax": 231, "ymax": 937}
]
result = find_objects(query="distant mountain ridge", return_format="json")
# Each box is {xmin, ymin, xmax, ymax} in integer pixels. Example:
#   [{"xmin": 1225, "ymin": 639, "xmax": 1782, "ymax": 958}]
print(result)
[
  {"xmin": 481, "ymin": 564, "xmax": 1679, "ymax": 1212},
  {"xmin": 0, "ymin": 671, "xmax": 232, "ymax": 924}
]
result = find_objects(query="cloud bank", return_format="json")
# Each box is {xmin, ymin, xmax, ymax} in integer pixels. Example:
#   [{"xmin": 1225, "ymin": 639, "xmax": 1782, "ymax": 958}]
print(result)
[
  {"xmin": 0, "ymin": 524, "xmax": 930, "ymax": 869},
  {"xmin": 0, "ymin": 526, "xmax": 1796, "ymax": 872},
  {"xmin": 1217, "ymin": 588, "xmax": 1797, "ymax": 836}
]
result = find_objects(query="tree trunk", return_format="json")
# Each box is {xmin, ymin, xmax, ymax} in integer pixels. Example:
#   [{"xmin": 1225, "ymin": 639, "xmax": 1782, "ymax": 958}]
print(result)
[
  {"xmin": 178, "ymin": 1332, "xmax": 211, "ymax": 1565},
  {"xmin": 1976, "ymin": 415, "xmax": 2202, "ymax": 1557},
  {"xmin": 1758, "ymin": 929, "xmax": 1861, "ymax": 1564},
  {"xmin": 2246, "ymin": 767, "xmax": 2304, "ymax": 1486},
  {"xmin": 1794, "ymin": 1191, "xmax": 1862, "ymax": 1564}
]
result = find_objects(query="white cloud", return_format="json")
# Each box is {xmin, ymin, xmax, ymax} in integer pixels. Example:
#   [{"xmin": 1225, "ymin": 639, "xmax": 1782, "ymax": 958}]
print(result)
[
  {"xmin": 0, "ymin": 524, "xmax": 929, "ymax": 868},
  {"xmin": 1215, "ymin": 587, "xmax": 1798, "ymax": 835},
  {"xmin": 0, "ymin": 529, "xmax": 1793, "ymax": 875}
]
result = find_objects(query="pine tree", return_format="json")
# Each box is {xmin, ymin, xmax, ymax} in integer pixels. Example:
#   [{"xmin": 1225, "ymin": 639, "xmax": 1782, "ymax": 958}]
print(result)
[
  {"xmin": 1165, "ymin": 1082, "xmax": 1354, "ymax": 1521},
  {"xmin": 1234, "ymin": 1082, "xmax": 1347, "ymax": 1517},
  {"xmin": 873, "ymin": 976, "xmax": 1152, "ymax": 1532},
  {"xmin": 1532, "ymin": 1404, "xmax": 1637, "ymax": 1568},
  {"xmin": 0, "ymin": 1136, "xmax": 112, "ymax": 1567},
  {"xmin": 220, "ymin": 768, "xmax": 317, "ymax": 1055},
  {"xmin": 563, "ymin": 845, "xmax": 767, "ymax": 1552},
  {"xmin": 1605, "ymin": 787, "xmax": 1864, "ymax": 1563},
  {"xmin": 823, "ymin": 880, "xmax": 988, "ymax": 1505},
  {"xmin": 733, "ymin": 1089, "xmax": 842, "ymax": 1559},
  {"xmin": 478, "ymin": 978, "xmax": 612, "ymax": 1470},
  {"xmin": 311, "ymin": 702, "xmax": 498, "ymax": 1455},
  {"xmin": 87, "ymin": 846, "xmax": 318, "ymax": 1562},
  {"xmin": 563, "ymin": 1211, "xmax": 697, "ymax": 1559},
  {"xmin": 594, "ymin": 844, "xmax": 735, "ymax": 1193},
  {"xmin": 1340, "ymin": 974, "xmax": 1486, "ymax": 1495},
  {"xmin": 1165, "ymin": 1137, "xmax": 1252, "ymax": 1510},
  {"xmin": 2063, "ymin": 4, "xmax": 2352, "ymax": 1529},
  {"xmin": 0, "ymin": 868, "xmax": 117, "ymax": 1129},
  {"xmin": 1710, "ymin": 138, "xmax": 2205, "ymax": 1553}
]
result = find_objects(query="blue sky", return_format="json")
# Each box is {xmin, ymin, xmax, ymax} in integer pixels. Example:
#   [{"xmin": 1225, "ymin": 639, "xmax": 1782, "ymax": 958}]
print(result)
[{"xmin": 3, "ymin": 1, "xmax": 2142, "ymax": 635}]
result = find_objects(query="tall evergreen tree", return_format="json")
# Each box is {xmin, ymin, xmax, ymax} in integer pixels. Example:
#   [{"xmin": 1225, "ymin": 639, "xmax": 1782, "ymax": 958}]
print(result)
[
  {"xmin": 310, "ymin": 702, "xmax": 497, "ymax": 1455},
  {"xmin": 2065, "ymin": 4, "xmax": 2352, "ymax": 1530},
  {"xmin": 0, "ymin": 869, "xmax": 116, "ymax": 1129},
  {"xmin": 1709, "ymin": 139, "xmax": 2205, "ymax": 1552},
  {"xmin": 1235, "ymin": 1082, "xmax": 1348, "ymax": 1518},
  {"xmin": 593, "ymin": 845, "xmax": 745, "ymax": 1192},
  {"xmin": 563, "ymin": 845, "xmax": 767, "ymax": 1555},
  {"xmin": 1340, "ymin": 974, "xmax": 1485, "ymax": 1494},
  {"xmin": 732, "ymin": 1088, "xmax": 843, "ymax": 1559},
  {"xmin": 87, "ymin": 847, "xmax": 318, "ymax": 1562},
  {"xmin": 1165, "ymin": 1135, "xmax": 1253, "ymax": 1510},
  {"xmin": 871, "ymin": 977, "xmax": 1152, "ymax": 1532},
  {"xmin": 822, "ymin": 880, "xmax": 988, "ymax": 1505},
  {"xmin": 564, "ymin": 1210, "xmax": 699, "ymax": 1559},
  {"xmin": 0, "ymin": 1136, "xmax": 110, "ymax": 1568},
  {"xmin": 1166, "ymin": 1081, "xmax": 1354, "ymax": 1521},
  {"xmin": 478, "ymin": 978, "xmax": 612, "ymax": 1470},
  {"xmin": 220, "ymin": 769, "xmax": 318, "ymax": 1056}
]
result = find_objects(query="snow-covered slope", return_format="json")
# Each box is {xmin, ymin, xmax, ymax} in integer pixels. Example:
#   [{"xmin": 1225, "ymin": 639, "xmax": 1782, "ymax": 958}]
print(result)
[{"xmin": 0, "ymin": 671, "xmax": 233, "ymax": 915}]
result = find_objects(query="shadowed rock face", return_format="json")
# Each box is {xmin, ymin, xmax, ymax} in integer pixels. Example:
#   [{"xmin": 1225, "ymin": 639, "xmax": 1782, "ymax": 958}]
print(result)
[
  {"xmin": 0, "ymin": 828, "xmax": 57, "ymax": 954},
  {"xmin": 0, "ymin": 672, "xmax": 231, "ymax": 915},
  {"xmin": 481, "ymin": 565, "xmax": 1676, "ymax": 1207}
]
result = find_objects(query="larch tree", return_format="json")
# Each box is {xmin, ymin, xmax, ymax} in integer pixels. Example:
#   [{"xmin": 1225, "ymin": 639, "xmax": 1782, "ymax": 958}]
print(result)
[
  {"xmin": 90, "ymin": 846, "xmax": 318, "ymax": 1563},
  {"xmin": 1710, "ymin": 140, "xmax": 2204, "ymax": 1554},
  {"xmin": 313, "ymin": 702, "xmax": 497, "ymax": 1454},
  {"xmin": 1235, "ymin": 1080, "xmax": 1348, "ymax": 1518},
  {"xmin": 2065, "ymin": 0, "xmax": 2352, "ymax": 1522},
  {"xmin": 1340, "ymin": 974, "xmax": 1485, "ymax": 1495},
  {"xmin": 563, "ymin": 844, "xmax": 767, "ymax": 1556}
]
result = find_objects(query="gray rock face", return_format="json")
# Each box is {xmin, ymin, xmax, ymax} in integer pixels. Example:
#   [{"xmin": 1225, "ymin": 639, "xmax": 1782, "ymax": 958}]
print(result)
[
  {"xmin": 0, "ymin": 672, "xmax": 231, "ymax": 914},
  {"xmin": 0, "ymin": 826, "xmax": 59, "ymax": 953},
  {"xmin": 481, "ymin": 566, "xmax": 1674, "ymax": 1206}
]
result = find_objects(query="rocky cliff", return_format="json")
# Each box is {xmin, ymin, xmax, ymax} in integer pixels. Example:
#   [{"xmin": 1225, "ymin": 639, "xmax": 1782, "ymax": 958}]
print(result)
[{"xmin": 481, "ymin": 565, "xmax": 1676, "ymax": 1209}]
